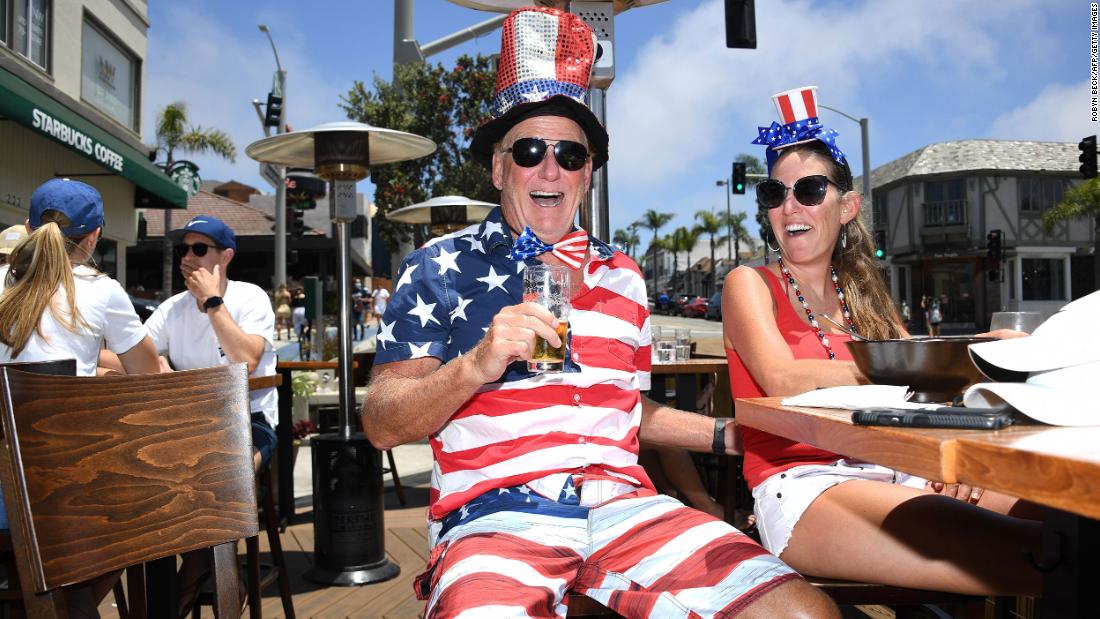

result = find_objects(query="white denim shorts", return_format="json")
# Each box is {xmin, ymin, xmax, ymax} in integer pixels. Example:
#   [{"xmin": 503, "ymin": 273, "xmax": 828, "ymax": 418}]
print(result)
[{"xmin": 752, "ymin": 458, "xmax": 927, "ymax": 556}]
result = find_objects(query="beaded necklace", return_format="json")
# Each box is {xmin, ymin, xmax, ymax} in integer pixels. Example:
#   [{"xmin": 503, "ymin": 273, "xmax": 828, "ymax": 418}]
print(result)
[{"xmin": 778, "ymin": 256, "xmax": 858, "ymax": 360}]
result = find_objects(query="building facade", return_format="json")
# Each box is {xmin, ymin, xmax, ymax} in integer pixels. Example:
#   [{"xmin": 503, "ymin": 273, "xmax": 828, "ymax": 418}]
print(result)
[
  {"xmin": 0, "ymin": 0, "xmax": 184, "ymax": 285},
  {"xmin": 870, "ymin": 140, "xmax": 1091, "ymax": 332}
]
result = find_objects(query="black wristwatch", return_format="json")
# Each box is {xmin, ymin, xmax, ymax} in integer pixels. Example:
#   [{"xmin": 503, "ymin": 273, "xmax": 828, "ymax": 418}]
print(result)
[{"xmin": 203, "ymin": 295, "xmax": 224, "ymax": 312}]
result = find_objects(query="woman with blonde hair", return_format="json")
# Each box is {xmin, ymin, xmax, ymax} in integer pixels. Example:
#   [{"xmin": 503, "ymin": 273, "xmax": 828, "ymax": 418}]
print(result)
[
  {"xmin": 0, "ymin": 178, "xmax": 159, "ymax": 376},
  {"xmin": 722, "ymin": 87, "xmax": 1041, "ymax": 597},
  {"xmin": 0, "ymin": 178, "xmax": 160, "ymax": 610}
]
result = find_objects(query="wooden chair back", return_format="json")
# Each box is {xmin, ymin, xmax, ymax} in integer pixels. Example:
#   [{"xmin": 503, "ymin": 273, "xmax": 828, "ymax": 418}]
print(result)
[{"xmin": 0, "ymin": 363, "xmax": 259, "ymax": 616}]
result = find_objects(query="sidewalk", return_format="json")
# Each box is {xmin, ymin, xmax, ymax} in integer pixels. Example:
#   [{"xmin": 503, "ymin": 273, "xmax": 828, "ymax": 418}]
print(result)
[{"xmin": 292, "ymin": 438, "xmax": 434, "ymax": 502}]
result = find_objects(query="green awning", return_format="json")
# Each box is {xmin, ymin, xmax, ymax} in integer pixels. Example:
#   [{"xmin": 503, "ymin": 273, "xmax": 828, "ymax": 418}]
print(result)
[{"xmin": 0, "ymin": 67, "xmax": 187, "ymax": 209}]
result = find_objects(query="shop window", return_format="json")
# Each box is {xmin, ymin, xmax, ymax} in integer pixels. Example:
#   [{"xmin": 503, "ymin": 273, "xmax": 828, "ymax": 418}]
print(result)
[
  {"xmin": 93, "ymin": 236, "xmax": 117, "ymax": 279},
  {"xmin": 6, "ymin": 0, "xmax": 49, "ymax": 70},
  {"xmin": 1021, "ymin": 257, "xmax": 1065, "ymax": 301},
  {"xmin": 81, "ymin": 19, "xmax": 139, "ymax": 130}
]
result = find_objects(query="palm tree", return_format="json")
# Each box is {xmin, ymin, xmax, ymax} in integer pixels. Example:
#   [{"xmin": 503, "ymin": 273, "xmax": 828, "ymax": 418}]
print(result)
[
  {"xmin": 694, "ymin": 210, "xmax": 729, "ymax": 296},
  {"xmin": 725, "ymin": 211, "xmax": 753, "ymax": 266},
  {"xmin": 612, "ymin": 227, "xmax": 640, "ymax": 257},
  {"xmin": 637, "ymin": 209, "xmax": 674, "ymax": 295},
  {"xmin": 151, "ymin": 102, "xmax": 237, "ymax": 300},
  {"xmin": 1044, "ymin": 178, "xmax": 1100, "ymax": 289},
  {"xmin": 666, "ymin": 226, "xmax": 700, "ymax": 295}
]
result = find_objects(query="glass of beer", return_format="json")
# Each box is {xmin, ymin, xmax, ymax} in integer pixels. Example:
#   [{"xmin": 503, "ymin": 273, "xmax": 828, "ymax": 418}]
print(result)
[{"xmin": 524, "ymin": 264, "xmax": 571, "ymax": 373}]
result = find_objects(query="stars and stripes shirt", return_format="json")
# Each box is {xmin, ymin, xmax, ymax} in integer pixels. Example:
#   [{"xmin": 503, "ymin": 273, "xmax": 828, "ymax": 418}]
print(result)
[{"xmin": 374, "ymin": 207, "xmax": 654, "ymax": 521}]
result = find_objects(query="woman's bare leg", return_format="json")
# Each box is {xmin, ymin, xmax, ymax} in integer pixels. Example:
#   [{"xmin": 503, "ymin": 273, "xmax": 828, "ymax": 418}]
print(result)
[{"xmin": 779, "ymin": 480, "xmax": 1042, "ymax": 596}]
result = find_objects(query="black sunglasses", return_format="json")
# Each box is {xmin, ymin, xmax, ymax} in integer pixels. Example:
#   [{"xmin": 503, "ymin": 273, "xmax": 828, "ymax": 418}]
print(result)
[
  {"xmin": 502, "ymin": 137, "xmax": 590, "ymax": 171},
  {"xmin": 757, "ymin": 175, "xmax": 842, "ymax": 210},
  {"xmin": 174, "ymin": 242, "xmax": 218, "ymax": 258}
]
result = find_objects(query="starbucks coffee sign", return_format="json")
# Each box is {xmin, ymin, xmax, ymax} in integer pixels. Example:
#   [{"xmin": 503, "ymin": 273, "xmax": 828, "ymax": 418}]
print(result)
[{"xmin": 31, "ymin": 108, "xmax": 124, "ymax": 172}]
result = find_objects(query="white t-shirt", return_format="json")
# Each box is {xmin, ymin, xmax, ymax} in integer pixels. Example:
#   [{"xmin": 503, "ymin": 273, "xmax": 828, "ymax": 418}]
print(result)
[
  {"xmin": 145, "ymin": 280, "xmax": 278, "ymax": 427},
  {"xmin": 372, "ymin": 288, "xmax": 390, "ymax": 315},
  {"xmin": 0, "ymin": 265, "xmax": 146, "ymax": 376}
]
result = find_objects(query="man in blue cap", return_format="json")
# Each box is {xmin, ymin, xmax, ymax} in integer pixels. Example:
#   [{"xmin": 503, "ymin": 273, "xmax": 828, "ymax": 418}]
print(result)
[
  {"xmin": 144, "ymin": 214, "xmax": 278, "ymax": 613},
  {"xmin": 144, "ymin": 215, "xmax": 278, "ymax": 472}
]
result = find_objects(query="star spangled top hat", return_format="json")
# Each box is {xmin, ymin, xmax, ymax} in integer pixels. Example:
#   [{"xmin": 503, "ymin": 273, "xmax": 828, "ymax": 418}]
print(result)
[
  {"xmin": 751, "ymin": 86, "xmax": 847, "ymax": 171},
  {"xmin": 469, "ymin": 7, "xmax": 609, "ymax": 170}
]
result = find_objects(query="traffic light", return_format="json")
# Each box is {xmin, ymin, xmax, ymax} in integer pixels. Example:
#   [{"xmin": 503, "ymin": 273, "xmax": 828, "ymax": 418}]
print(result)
[
  {"xmin": 264, "ymin": 92, "xmax": 283, "ymax": 129},
  {"xmin": 724, "ymin": 0, "xmax": 757, "ymax": 49},
  {"xmin": 1078, "ymin": 135, "xmax": 1097, "ymax": 179},
  {"xmin": 873, "ymin": 230, "xmax": 886, "ymax": 259},
  {"xmin": 731, "ymin": 162, "xmax": 747, "ymax": 194},
  {"xmin": 290, "ymin": 208, "xmax": 305, "ymax": 237},
  {"xmin": 986, "ymin": 229, "xmax": 1002, "ymax": 281}
]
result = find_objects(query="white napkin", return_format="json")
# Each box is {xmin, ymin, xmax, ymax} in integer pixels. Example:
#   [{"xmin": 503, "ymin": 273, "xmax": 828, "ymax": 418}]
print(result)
[{"xmin": 780, "ymin": 385, "xmax": 939, "ymax": 410}]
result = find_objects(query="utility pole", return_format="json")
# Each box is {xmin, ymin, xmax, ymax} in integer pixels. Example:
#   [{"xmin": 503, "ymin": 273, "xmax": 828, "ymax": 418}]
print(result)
[{"xmin": 260, "ymin": 24, "xmax": 288, "ymax": 289}]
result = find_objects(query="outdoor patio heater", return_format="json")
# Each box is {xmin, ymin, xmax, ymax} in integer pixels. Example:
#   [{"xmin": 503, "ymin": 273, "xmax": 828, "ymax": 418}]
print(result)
[
  {"xmin": 446, "ymin": 0, "xmax": 667, "ymax": 243},
  {"xmin": 247, "ymin": 121, "xmax": 436, "ymax": 585},
  {"xmin": 387, "ymin": 194, "xmax": 497, "ymax": 236}
]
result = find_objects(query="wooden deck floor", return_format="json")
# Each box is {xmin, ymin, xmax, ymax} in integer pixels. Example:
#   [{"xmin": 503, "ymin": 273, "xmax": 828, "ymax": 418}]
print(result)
[{"xmin": 97, "ymin": 487, "xmax": 434, "ymax": 619}]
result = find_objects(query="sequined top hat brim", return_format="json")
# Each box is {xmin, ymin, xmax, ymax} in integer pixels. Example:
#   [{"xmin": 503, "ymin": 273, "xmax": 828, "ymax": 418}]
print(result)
[{"xmin": 469, "ymin": 6, "xmax": 608, "ymax": 170}]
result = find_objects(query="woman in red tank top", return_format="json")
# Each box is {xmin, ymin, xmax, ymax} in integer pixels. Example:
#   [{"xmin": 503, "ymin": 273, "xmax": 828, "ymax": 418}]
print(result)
[{"xmin": 722, "ymin": 115, "xmax": 1042, "ymax": 596}]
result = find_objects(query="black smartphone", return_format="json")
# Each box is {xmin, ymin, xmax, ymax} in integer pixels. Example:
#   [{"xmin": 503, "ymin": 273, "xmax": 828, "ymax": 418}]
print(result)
[{"xmin": 851, "ymin": 406, "xmax": 1015, "ymax": 430}]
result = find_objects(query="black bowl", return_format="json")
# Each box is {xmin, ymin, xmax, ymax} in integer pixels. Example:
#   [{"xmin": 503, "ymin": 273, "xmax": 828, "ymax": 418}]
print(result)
[{"xmin": 846, "ymin": 336, "xmax": 995, "ymax": 403}]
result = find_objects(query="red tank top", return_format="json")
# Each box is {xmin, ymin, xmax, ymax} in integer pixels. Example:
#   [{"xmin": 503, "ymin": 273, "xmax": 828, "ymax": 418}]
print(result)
[{"xmin": 727, "ymin": 267, "xmax": 848, "ymax": 488}]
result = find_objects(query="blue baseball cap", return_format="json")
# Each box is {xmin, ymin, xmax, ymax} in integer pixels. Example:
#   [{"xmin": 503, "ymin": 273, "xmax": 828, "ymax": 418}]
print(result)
[
  {"xmin": 29, "ymin": 178, "xmax": 105, "ymax": 236},
  {"xmin": 169, "ymin": 215, "xmax": 237, "ymax": 251}
]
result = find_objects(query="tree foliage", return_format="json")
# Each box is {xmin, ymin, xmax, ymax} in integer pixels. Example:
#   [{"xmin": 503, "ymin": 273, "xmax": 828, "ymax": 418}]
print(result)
[{"xmin": 340, "ymin": 55, "xmax": 498, "ymax": 254}]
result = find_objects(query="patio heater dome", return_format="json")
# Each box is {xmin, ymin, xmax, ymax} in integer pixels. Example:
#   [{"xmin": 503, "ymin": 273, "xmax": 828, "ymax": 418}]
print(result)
[
  {"xmin": 246, "ymin": 121, "xmax": 437, "ymax": 181},
  {"xmin": 387, "ymin": 195, "xmax": 497, "ymax": 235}
]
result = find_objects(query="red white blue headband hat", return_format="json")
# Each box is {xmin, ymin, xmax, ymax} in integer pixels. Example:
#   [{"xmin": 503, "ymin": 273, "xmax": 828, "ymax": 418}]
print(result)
[
  {"xmin": 752, "ymin": 86, "xmax": 846, "ymax": 171},
  {"xmin": 469, "ymin": 7, "xmax": 608, "ymax": 170}
]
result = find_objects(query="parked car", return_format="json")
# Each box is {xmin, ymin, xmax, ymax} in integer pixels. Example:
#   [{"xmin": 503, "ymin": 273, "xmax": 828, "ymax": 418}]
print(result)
[
  {"xmin": 705, "ymin": 292, "xmax": 723, "ymax": 321},
  {"xmin": 129, "ymin": 294, "xmax": 160, "ymax": 323},
  {"xmin": 671, "ymin": 295, "xmax": 692, "ymax": 316},
  {"xmin": 680, "ymin": 296, "xmax": 709, "ymax": 319}
]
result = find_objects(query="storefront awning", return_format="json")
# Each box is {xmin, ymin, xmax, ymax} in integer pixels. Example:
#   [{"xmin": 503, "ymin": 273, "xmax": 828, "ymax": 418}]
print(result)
[{"xmin": 0, "ymin": 68, "xmax": 187, "ymax": 209}]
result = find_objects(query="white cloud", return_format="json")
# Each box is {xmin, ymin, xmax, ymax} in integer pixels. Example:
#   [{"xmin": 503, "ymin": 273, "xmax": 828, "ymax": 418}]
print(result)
[
  {"xmin": 144, "ymin": 4, "xmax": 349, "ymax": 189},
  {"xmin": 607, "ymin": 0, "xmax": 1017, "ymax": 189},
  {"xmin": 988, "ymin": 81, "xmax": 1096, "ymax": 142}
]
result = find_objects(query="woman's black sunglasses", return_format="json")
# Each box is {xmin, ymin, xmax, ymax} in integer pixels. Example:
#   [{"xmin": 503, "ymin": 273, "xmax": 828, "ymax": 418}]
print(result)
[
  {"xmin": 757, "ymin": 175, "xmax": 842, "ymax": 210},
  {"xmin": 502, "ymin": 137, "xmax": 590, "ymax": 171},
  {"xmin": 174, "ymin": 242, "xmax": 218, "ymax": 258}
]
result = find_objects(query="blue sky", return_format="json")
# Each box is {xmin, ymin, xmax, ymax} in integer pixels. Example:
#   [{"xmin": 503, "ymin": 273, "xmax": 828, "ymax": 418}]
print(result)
[{"xmin": 145, "ymin": 0, "xmax": 1087, "ymax": 242}]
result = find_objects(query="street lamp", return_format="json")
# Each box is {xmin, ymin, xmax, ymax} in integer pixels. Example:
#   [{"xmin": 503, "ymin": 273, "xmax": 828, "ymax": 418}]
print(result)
[
  {"xmin": 258, "ymin": 24, "xmax": 289, "ymax": 289},
  {"xmin": 247, "ymin": 121, "xmax": 436, "ymax": 586},
  {"xmin": 716, "ymin": 178, "xmax": 732, "ymax": 263},
  {"xmin": 819, "ymin": 104, "xmax": 872, "ymax": 230}
]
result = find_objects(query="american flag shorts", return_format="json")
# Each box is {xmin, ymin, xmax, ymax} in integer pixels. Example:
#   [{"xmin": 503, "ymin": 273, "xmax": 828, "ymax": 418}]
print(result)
[{"xmin": 416, "ymin": 478, "xmax": 800, "ymax": 618}]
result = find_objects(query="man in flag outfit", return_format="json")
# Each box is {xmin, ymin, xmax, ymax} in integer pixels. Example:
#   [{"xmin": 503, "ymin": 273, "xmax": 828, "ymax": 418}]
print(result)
[{"xmin": 363, "ymin": 7, "xmax": 837, "ymax": 618}]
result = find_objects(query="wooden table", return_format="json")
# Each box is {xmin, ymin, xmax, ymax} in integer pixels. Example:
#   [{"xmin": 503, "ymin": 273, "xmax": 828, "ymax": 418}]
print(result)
[{"xmin": 735, "ymin": 397, "xmax": 1100, "ymax": 617}]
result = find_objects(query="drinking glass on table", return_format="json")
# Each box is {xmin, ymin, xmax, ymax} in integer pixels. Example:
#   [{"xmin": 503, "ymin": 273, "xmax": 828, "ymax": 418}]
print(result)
[
  {"xmin": 674, "ymin": 327, "xmax": 691, "ymax": 361},
  {"xmin": 656, "ymin": 339, "xmax": 675, "ymax": 363},
  {"xmin": 989, "ymin": 311, "xmax": 1044, "ymax": 334},
  {"xmin": 651, "ymin": 325, "xmax": 664, "ymax": 363},
  {"xmin": 523, "ymin": 264, "xmax": 570, "ymax": 373}
]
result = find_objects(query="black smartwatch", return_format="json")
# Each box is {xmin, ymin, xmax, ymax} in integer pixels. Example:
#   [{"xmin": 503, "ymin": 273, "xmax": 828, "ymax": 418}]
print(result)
[
  {"xmin": 712, "ymin": 418, "xmax": 734, "ymax": 455},
  {"xmin": 203, "ymin": 295, "xmax": 224, "ymax": 312}
]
